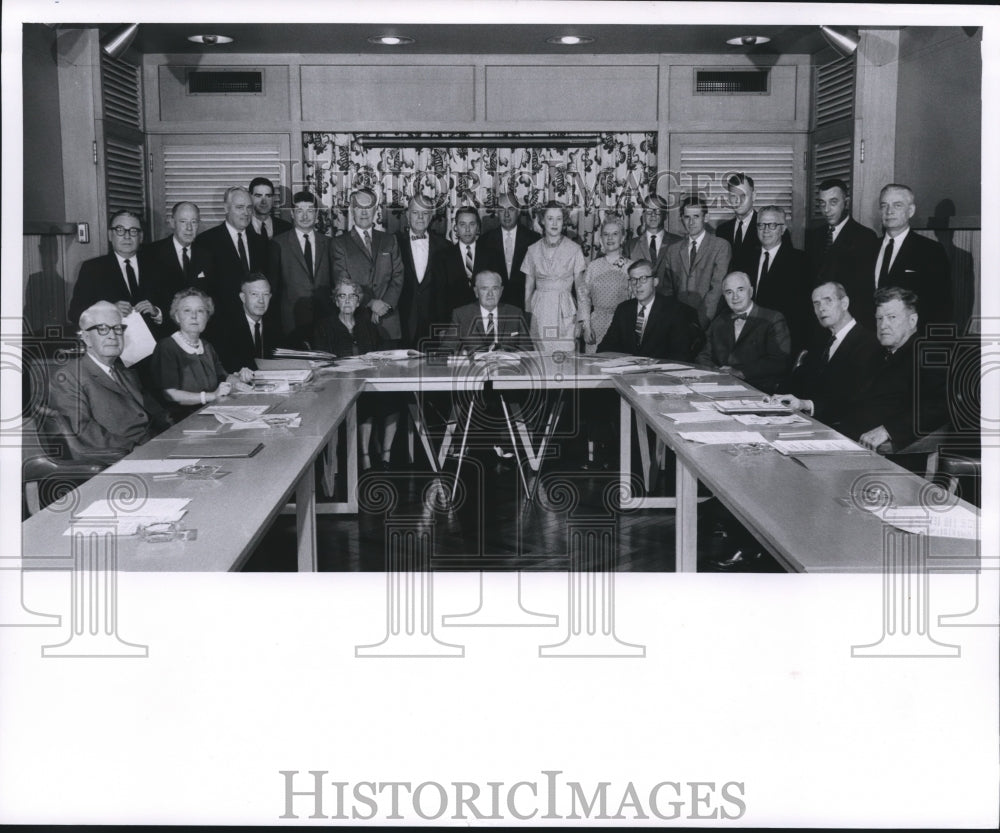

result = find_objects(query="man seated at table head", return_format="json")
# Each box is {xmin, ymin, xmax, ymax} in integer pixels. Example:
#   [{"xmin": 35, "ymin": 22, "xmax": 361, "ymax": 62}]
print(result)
[
  {"xmin": 835, "ymin": 286, "xmax": 948, "ymax": 454},
  {"xmin": 212, "ymin": 273, "xmax": 279, "ymax": 373},
  {"xmin": 441, "ymin": 270, "xmax": 532, "ymax": 356},
  {"xmin": 47, "ymin": 301, "xmax": 170, "ymax": 466},
  {"xmin": 776, "ymin": 281, "xmax": 881, "ymax": 428},
  {"xmin": 596, "ymin": 259, "xmax": 692, "ymax": 360},
  {"xmin": 695, "ymin": 271, "xmax": 791, "ymax": 393}
]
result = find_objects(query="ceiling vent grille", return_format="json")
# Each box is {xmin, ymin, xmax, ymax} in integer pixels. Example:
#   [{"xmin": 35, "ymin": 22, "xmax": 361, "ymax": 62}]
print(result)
[
  {"xmin": 695, "ymin": 69, "xmax": 770, "ymax": 95},
  {"xmin": 187, "ymin": 70, "xmax": 263, "ymax": 95}
]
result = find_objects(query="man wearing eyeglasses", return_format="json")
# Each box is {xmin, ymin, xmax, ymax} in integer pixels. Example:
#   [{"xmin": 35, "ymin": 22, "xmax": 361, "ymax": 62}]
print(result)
[
  {"xmin": 596, "ymin": 260, "xmax": 692, "ymax": 360},
  {"xmin": 734, "ymin": 205, "xmax": 811, "ymax": 355},
  {"xmin": 48, "ymin": 301, "xmax": 169, "ymax": 465},
  {"xmin": 270, "ymin": 190, "xmax": 333, "ymax": 341},
  {"xmin": 67, "ymin": 210, "xmax": 165, "ymax": 334}
]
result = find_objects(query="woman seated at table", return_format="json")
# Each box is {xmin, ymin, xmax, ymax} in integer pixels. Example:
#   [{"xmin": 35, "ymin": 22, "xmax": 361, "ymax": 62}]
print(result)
[
  {"xmin": 578, "ymin": 214, "xmax": 633, "ymax": 354},
  {"xmin": 313, "ymin": 279, "xmax": 400, "ymax": 471},
  {"xmin": 151, "ymin": 288, "xmax": 252, "ymax": 418},
  {"xmin": 522, "ymin": 201, "xmax": 587, "ymax": 353}
]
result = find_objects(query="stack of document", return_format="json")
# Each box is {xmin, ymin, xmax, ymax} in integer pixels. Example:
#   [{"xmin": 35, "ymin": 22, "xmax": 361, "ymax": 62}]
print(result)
[
  {"xmin": 363, "ymin": 349, "xmax": 423, "ymax": 361},
  {"xmin": 65, "ymin": 498, "xmax": 191, "ymax": 536},
  {"xmin": 272, "ymin": 347, "xmax": 338, "ymax": 364},
  {"xmin": 252, "ymin": 368, "xmax": 313, "ymax": 384},
  {"xmin": 770, "ymin": 438, "xmax": 867, "ymax": 455}
]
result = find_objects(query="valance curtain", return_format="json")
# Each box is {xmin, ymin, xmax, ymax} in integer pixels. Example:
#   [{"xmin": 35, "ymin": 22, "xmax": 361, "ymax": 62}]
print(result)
[{"xmin": 302, "ymin": 132, "xmax": 657, "ymax": 258}]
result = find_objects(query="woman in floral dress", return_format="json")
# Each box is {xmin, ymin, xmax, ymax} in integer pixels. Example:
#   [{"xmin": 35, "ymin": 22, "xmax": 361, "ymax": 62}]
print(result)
[{"xmin": 578, "ymin": 215, "xmax": 633, "ymax": 354}]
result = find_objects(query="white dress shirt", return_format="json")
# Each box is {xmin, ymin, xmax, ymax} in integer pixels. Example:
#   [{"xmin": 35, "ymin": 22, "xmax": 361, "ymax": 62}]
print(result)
[{"xmin": 874, "ymin": 227, "xmax": 909, "ymax": 286}]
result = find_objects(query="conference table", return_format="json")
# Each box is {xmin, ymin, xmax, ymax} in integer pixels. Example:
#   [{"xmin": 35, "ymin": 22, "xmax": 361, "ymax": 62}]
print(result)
[{"xmin": 21, "ymin": 352, "xmax": 981, "ymax": 574}]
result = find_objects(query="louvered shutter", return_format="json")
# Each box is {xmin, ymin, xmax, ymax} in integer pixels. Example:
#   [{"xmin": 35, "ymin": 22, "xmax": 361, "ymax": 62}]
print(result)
[
  {"xmin": 100, "ymin": 52, "xmax": 146, "ymax": 220},
  {"xmin": 161, "ymin": 144, "xmax": 285, "ymax": 227},
  {"xmin": 810, "ymin": 55, "xmax": 856, "ymax": 219},
  {"xmin": 678, "ymin": 145, "xmax": 795, "ymax": 226},
  {"xmin": 105, "ymin": 137, "xmax": 146, "ymax": 217},
  {"xmin": 101, "ymin": 53, "xmax": 142, "ymax": 130}
]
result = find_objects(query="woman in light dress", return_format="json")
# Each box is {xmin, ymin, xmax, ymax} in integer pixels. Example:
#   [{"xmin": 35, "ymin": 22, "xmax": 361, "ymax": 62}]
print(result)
[
  {"xmin": 578, "ymin": 215, "xmax": 633, "ymax": 354},
  {"xmin": 522, "ymin": 201, "xmax": 587, "ymax": 352}
]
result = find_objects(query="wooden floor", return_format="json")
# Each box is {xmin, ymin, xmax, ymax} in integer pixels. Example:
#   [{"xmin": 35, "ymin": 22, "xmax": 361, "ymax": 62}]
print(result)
[{"xmin": 244, "ymin": 415, "xmax": 787, "ymax": 573}]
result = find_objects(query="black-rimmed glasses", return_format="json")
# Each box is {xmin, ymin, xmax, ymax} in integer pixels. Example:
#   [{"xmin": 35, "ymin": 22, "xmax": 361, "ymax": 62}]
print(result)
[
  {"xmin": 84, "ymin": 324, "xmax": 127, "ymax": 336},
  {"xmin": 110, "ymin": 226, "xmax": 142, "ymax": 238}
]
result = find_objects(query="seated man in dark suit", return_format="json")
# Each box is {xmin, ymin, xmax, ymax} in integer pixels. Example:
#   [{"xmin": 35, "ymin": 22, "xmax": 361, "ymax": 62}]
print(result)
[
  {"xmin": 67, "ymin": 210, "xmax": 166, "ymax": 336},
  {"xmin": 597, "ymin": 259, "xmax": 692, "ymax": 360},
  {"xmin": 778, "ymin": 281, "xmax": 881, "ymax": 430},
  {"xmin": 212, "ymin": 274, "xmax": 280, "ymax": 373},
  {"xmin": 441, "ymin": 270, "xmax": 531, "ymax": 356},
  {"xmin": 48, "ymin": 301, "xmax": 170, "ymax": 466},
  {"xmin": 696, "ymin": 271, "xmax": 791, "ymax": 393},
  {"xmin": 835, "ymin": 287, "xmax": 949, "ymax": 455}
]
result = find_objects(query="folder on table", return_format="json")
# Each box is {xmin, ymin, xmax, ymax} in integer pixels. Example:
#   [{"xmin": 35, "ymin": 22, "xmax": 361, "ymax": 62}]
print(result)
[{"xmin": 166, "ymin": 439, "xmax": 264, "ymax": 459}]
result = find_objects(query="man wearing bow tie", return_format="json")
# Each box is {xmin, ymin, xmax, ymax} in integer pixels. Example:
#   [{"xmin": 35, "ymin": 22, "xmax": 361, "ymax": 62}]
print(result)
[
  {"xmin": 696, "ymin": 271, "xmax": 791, "ymax": 393},
  {"xmin": 331, "ymin": 188, "xmax": 404, "ymax": 345},
  {"xmin": 395, "ymin": 195, "xmax": 450, "ymax": 348}
]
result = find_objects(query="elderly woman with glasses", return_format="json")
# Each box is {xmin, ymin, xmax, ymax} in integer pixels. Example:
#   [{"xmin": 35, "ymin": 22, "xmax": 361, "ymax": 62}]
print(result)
[
  {"xmin": 151, "ymin": 288, "xmax": 252, "ymax": 417},
  {"xmin": 314, "ymin": 279, "xmax": 401, "ymax": 471},
  {"xmin": 577, "ymin": 214, "xmax": 633, "ymax": 354}
]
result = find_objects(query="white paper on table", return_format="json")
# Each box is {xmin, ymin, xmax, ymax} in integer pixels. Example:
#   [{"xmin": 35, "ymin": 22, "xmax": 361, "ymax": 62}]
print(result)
[
  {"xmin": 688, "ymin": 383, "xmax": 751, "ymax": 393},
  {"xmin": 100, "ymin": 459, "xmax": 201, "ymax": 475},
  {"xmin": 665, "ymin": 368, "xmax": 720, "ymax": 378},
  {"xmin": 771, "ymin": 438, "xmax": 867, "ymax": 455},
  {"xmin": 631, "ymin": 384, "xmax": 693, "ymax": 395},
  {"xmin": 202, "ymin": 405, "xmax": 271, "ymax": 420},
  {"xmin": 231, "ymin": 380, "xmax": 291, "ymax": 393},
  {"xmin": 689, "ymin": 401, "xmax": 720, "ymax": 411},
  {"xmin": 601, "ymin": 362, "xmax": 688, "ymax": 374},
  {"xmin": 867, "ymin": 504, "xmax": 980, "ymax": 540},
  {"xmin": 227, "ymin": 414, "xmax": 301, "ymax": 430},
  {"xmin": 64, "ymin": 498, "xmax": 191, "ymax": 536},
  {"xmin": 662, "ymin": 411, "xmax": 735, "ymax": 423},
  {"xmin": 363, "ymin": 349, "xmax": 423, "ymax": 361},
  {"xmin": 678, "ymin": 431, "xmax": 768, "ymax": 444},
  {"xmin": 731, "ymin": 413, "xmax": 811, "ymax": 426},
  {"xmin": 119, "ymin": 310, "xmax": 156, "ymax": 367}
]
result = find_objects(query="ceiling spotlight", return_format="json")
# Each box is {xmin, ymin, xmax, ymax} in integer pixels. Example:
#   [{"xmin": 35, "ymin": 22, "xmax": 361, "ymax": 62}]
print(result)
[
  {"xmin": 546, "ymin": 35, "xmax": 595, "ymax": 46},
  {"xmin": 367, "ymin": 35, "xmax": 415, "ymax": 46},
  {"xmin": 820, "ymin": 25, "xmax": 860, "ymax": 58},
  {"xmin": 187, "ymin": 34, "xmax": 234, "ymax": 45},
  {"xmin": 101, "ymin": 23, "xmax": 139, "ymax": 59},
  {"xmin": 726, "ymin": 35, "xmax": 771, "ymax": 47}
]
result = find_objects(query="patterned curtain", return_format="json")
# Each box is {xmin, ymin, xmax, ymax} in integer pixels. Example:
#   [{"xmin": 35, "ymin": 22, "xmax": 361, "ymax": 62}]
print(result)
[{"xmin": 302, "ymin": 132, "xmax": 657, "ymax": 259}]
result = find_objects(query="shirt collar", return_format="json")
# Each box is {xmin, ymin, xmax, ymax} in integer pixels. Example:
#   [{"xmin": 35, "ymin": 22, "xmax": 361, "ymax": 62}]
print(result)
[
  {"xmin": 688, "ymin": 230, "xmax": 706, "ymax": 247},
  {"xmin": 225, "ymin": 221, "xmax": 247, "ymax": 242},
  {"xmin": 480, "ymin": 305, "xmax": 497, "ymax": 319},
  {"xmin": 245, "ymin": 312, "xmax": 262, "ymax": 329},
  {"xmin": 885, "ymin": 226, "xmax": 910, "ymax": 246},
  {"xmin": 831, "ymin": 317, "xmax": 856, "ymax": 342},
  {"xmin": 113, "ymin": 252, "xmax": 136, "ymax": 271},
  {"xmin": 831, "ymin": 216, "xmax": 850, "ymax": 236},
  {"xmin": 762, "ymin": 240, "xmax": 782, "ymax": 256},
  {"xmin": 86, "ymin": 351, "xmax": 115, "ymax": 376}
]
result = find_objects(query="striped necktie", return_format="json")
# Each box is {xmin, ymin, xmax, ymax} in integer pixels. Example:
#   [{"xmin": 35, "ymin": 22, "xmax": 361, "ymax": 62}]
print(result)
[
  {"xmin": 465, "ymin": 245, "xmax": 474, "ymax": 279},
  {"xmin": 634, "ymin": 303, "xmax": 646, "ymax": 344}
]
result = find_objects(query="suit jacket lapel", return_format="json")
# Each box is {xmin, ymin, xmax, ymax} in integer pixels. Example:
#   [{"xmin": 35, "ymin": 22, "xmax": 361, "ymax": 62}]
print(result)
[
  {"xmin": 734, "ymin": 308, "xmax": 762, "ymax": 346},
  {"xmin": 351, "ymin": 228, "xmax": 374, "ymax": 264}
]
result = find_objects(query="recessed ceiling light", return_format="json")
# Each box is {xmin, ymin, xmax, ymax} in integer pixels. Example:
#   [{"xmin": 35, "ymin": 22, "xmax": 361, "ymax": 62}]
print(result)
[
  {"xmin": 726, "ymin": 35, "xmax": 771, "ymax": 47},
  {"xmin": 546, "ymin": 35, "xmax": 595, "ymax": 46},
  {"xmin": 367, "ymin": 35, "xmax": 415, "ymax": 46},
  {"xmin": 187, "ymin": 34, "xmax": 234, "ymax": 45}
]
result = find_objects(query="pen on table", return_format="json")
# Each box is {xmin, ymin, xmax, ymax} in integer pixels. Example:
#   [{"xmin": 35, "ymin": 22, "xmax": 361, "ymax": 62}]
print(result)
[{"xmin": 777, "ymin": 431, "xmax": 815, "ymax": 437}]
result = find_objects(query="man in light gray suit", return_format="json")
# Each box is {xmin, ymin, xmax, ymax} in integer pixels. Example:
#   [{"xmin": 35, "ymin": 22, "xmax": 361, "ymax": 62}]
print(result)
[
  {"xmin": 270, "ymin": 190, "xmax": 333, "ymax": 341},
  {"xmin": 331, "ymin": 188, "xmax": 404, "ymax": 345},
  {"xmin": 665, "ymin": 195, "xmax": 732, "ymax": 329},
  {"xmin": 625, "ymin": 196, "xmax": 682, "ymax": 288}
]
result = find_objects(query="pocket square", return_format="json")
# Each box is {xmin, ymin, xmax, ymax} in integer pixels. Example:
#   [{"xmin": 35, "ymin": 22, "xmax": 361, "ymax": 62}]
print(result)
[
  {"xmin": 904, "ymin": 269, "xmax": 916, "ymax": 273},
  {"xmin": 196, "ymin": 272, "xmax": 206, "ymax": 279}
]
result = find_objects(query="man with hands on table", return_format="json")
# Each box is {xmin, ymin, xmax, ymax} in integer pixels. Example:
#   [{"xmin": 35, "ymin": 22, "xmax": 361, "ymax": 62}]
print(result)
[{"xmin": 442, "ymin": 270, "xmax": 532, "ymax": 357}]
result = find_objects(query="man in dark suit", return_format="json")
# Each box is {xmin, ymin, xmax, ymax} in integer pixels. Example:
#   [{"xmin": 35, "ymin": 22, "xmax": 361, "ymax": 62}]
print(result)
[
  {"xmin": 143, "ymin": 201, "xmax": 211, "ymax": 331},
  {"xmin": 270, "ymin": 190, "xmax": 333, "ymax": 342},
  {"xmin": 804, "ymin": 179, "xmax": 879, "ymax": 309},
  {"xmin": 837, "ymin": 287, "xmax": 949, "ymax": 453},
  {"xmin": 696, "ymin": 271, "xmax": 792, "ymax": 393},
  {"xmin": 67, "ymin": 210, "xmax": 166, "ymax": 336},
  {"xmin": 330, "ymin": 188, "xmax": 404, "ymax": 345},
  {"xmin": 716, "ymin": 173, "xmax": 759, "ymax": 268},
  {"xmin": 48, "ymin": 301, "xmax": 169, "ymax": 466},
  {"xmin": 665, "ymin": 196, "xmax": 731, "ymax": 329},
  {"xmin": 861, "ymin": 183, "xmax": 953, "ymax": 333},
  {"xmin": 395, "ymin": 195, "xmax": 450, "ymax": 349},
  {"xmin": 433, "ymin": 206, "xmax": 491, "ymax": 312},
  {"xmin": 212, "ymin": 275, "xmax": 280, "ymax": 373},
  {"xmin": 247, "ymin": 176, "xmax": 292, "ymax": 245},
  {"xmin": 597, "ymin": 259, "xmax": 692, "ymax": 360},
  {"xmin": 779, "ymin": 281, "xmax": 881, "ymax": 429},
  {"xmin": 441, "ymin": 271, "xmax": 532, "ymax": 355},
  {"xmin": 195, "ymin": 186, "xmax": 269, "ymax": 325},
  {"xmin": 624, "ymin": 197, "xmax": 682, "ymax": 289},
  {"xmin": 736, "ymin": 205, "xmax": 812, "ymax": 355},
  {"xmin": 478, "ymin": 193, "xmax": 540, "ymax": 310}
]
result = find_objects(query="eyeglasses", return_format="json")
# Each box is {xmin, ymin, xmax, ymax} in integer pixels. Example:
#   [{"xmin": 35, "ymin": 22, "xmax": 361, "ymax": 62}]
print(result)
[
  {"xmin": 757, "ymin": 222, "xmax": 785, "ymax": 231},
  {"xmin": 84, "ymin": 324, "xmax": 127, "ymax": 336},
  {"xmin": 110, "ymin": 226, "xmax": 142, "ymax": 238},
  {"xmin": 628, "ymin": 275, "xmax": 655, "ymax": 284},
  {"xmin": 336, "ymin": 293, "xmax": 360, "ymax": 301}
]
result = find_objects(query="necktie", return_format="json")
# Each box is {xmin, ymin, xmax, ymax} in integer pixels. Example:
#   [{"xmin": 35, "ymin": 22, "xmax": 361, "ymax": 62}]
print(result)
[
  {"xmin": 648, "ymin": 235, "xmax": 657, "ymax": 263},
  {"xmin": 465, "ymin": 245, "xmax": 474, "ymax": 279},
  {"xmin": 486, "ymin": 312, "xmax": 495, "ymax": 337},
  {"xmin": 503, "ymin": 232, "xmax": 514, "ymax": 272},
  {"xmin": 878, "ymin": 237, "xmax": 894, "ymax": 288},
  {"xmin": 259, "ymin": 222, "xmax": 269, "ymax": 244},
  {"xmin": 734, "ymin": 220, "xmax": 743, "ymax": 248},
  {"xmin": 733, "ymin": 312, "xmax": 747, "ymax": 341},
  {"xmin": 757, "ymin": 250, "xmax": 770, "ymax": 290},
  {"xmin": 689, "ymin": 240, "xmax": 697, "ymax": 269},
  {"xmin": 362, "ymin": 229, "xmax": 372, "ymax": 254},
  {"xmin": 124, "ymin": 258, "xmax": 139, "ymax": 300},
  {"xmin": 254, "ymin": 321, "xmax": 263, "ymax": 359},
  {"xmin": 237, "ymin": 233, "xmax": 249, "ymax": 272},
  {"xmin": 634, "ymin": 303, "xmax": 646, "ymax": 344},
  {"xmin": 824, "ymin": 224, "xmax": 834, "ymax": 254},
  {"xmin": 303, "ymin": 234, "xmax": 313, "ymax": 279},
  {"xmin": 820, "ymin": 333, "xmax": 835, "ymax": 365},
  {"xmin": 411, "ymin": 233, "xmax": 427, "ymax": 241},
  {"xmin": 182, "ymin": 247, "xmax": 192, "ymax": 279}
]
